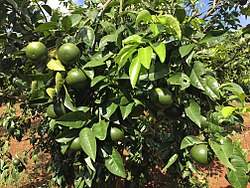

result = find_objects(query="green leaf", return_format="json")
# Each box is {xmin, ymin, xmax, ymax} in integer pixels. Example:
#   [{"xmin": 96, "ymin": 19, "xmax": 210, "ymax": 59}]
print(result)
[
  {"xmin": 129, "ymin": 56, "xmax": 141, "ymax": 88},
  {"xmin": 83, "ymin": 60, "xmax": 105, "ymax": 68},
  {"xmin": 156, "ymin": 14, "xmax": 181, "ymax": 39},
  {"xmin": 115, "ymin": 45, "xmax": 138, "ymax": 69},
  {"xmin": 185, "ymin": 100, "xmax": 202, "ymax": 128},
  {"xmin": 46, "ymin": 87, "xmax": 55, "ymax": 99},
  {"xmin": 91, "ymin": 76, "xmax": 106, "ymax": 87},
  {"xmin": 221, "ymin": 106, "xmax": 236, "ymax": 118},
  {"xmin": 77, "ymin": 26, "xmax": 95, "ymax": 47},
  {"xmin": 55, "ymin": 72, "xmax": 65, "ymax": 94},
  {"xmin": 91, "ymin": 120, "xmax": 109, "ymax": 140},
  {"xmin": 199, "ymin": 30, "xmax": 227, "ymax": 44},
  {"xmin": 80, "ymin": 128, "xmax": 96, "ymax": 161},
  {"xmin": 150, "ymin": 23, "xmax": 164, "ymax": 37},
  {"xmin": 55, "ymin": 129, "xmax": 78, "ymax": 143},
  {"xmin": 179, "ymin": 44, "xmax": 195, "ymax": 58},
  {"xmin": 62, "ymin": 16, "xmax": 72, "ymax": 31},
  {"xmin": 180, "ymin": 135, "xmax": 205, "ymax": 150},
  {"xmin": 70, "ymin": 14, "xmax": 82, "ymax": 27},
  {"xmin": 150, "ymin": 42, "xmax": 166, "ymax": 63},
  {"xmin": 138, "ymin": 46, "xmax": 153, "ymax": 69},
  {"xmin": 35, "ymin": 22, "xmax": 57, "ymax": 32},
  {"xmin": 6, "ymin": 0, "xmax": 18, "ymax": 8},
  {"xmin": 105, "ymin": 147, "xmax": 126, "ymax": 178},
  {"xmin": 175, "ymin": 6, "xmax": 186, "ymax": 23},
  {"xmin": 47, "ymin": 59, "xmax": 66, "ymax": 71},
  {"xmin": 221, "ymin": 83, "xmax": 246, "ymax": 102},
  {"xmin": 56, "ymin": 111, "xmax": 90, "ymax": 129},
  {"xmin": 139, "ymin": 62, "xmax": 170, "ymax": 81},
  {"xmin": 162, "ymin": 154, "xmax": 178, "ymax": 171},
  {"xmin": 99, "ymin": 34, "xmax": 116, "ymax": 49},
  {"xmin": 102, "ymin": 103, "xmax": 118, "ymax": 120},
  {"xmin": 167, "ymin": 72, "xmax": 190, "ymax": 90},
  {"xmin": 120, "ymin": 103, "xmax": 134, "ymax": 120},
  {"xmin": 135, "ymin": 10, "xmax": 152, "ymax": 25},
  {"xmin": 203, "ymin": 76, "xmax": 220, "ymax": 100},
  {"xmin": 190, "ymin": 61, "xmax": 206, "ymax": 91},
  {"xmin": 63, "ymin": 85, "xmax": 77, "ymax": 111},
  {"xmin": 209, "ymin": 138, "xmax": 235, "ymax": 170},
  {"xmin": 227, "ymin": 155, "xmax": 248, "ymax": 188},
  {"xmin": 122, "ymin": 35, "xmax": 146, "ymax": 45}
]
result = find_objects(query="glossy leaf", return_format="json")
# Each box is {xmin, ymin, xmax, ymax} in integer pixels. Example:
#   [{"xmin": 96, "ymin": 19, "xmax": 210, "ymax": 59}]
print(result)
[
  {"xmin": 199, "ymin": 30, "xmax": 227, "ymax": 44},
  {"xmin": 122, "ymin": 35, "xmax": 146, "ymax": 45},
  {"xmin": 80, "ymin": 128, "xmax": 97, "ymax": 161},
  {"xmin": 34, "ymin": 22, "xmax": 57, "ymax": 32},
  {"xmin": 55, "ymin": 130, "xmax": 78, "ymax": 143},
  {"xmin": 185, "ymin": 100, "xmax": 202, "ymax": 128},
  {"xmin": 91, "ymin": 120, "xmax": 109, "ymax": 140},
  {"xmin": 115, "ymin": 45, "xmax": 138, "ymax": 69},
  {"xmin": 55, "ymin": 72, "xmax": 65, "ymax": 94},
  {"xmin": 138, "ymin": 46, "xmax": 153, "ymax": 69},
  {"xmin": 56, "ymin": 111, "xmax": 89, "ymax": 128},
  {"xmin": 204, "ymin": 76, "xmax": 220, "ymax": 100},
  {"xmin": 70, "ymin": 14, "xmax": 82, "ymax": 27},
  {"xmin": 62, "ymin": 16, "xmax": 72, "ymax": 31},
  {"xmin": 105, "ymin": 147, "xmax": 126, "ymax": 178},
  {"xmin": 150, "ymin": 42, "xmax": 166, "ymax": 63},
  {"xmin": 135, "ymin": 10, "xmax": 152, "ymax": 25},
  {"xmin": 180, "ymin": 135, "xmax": 205, "ymax": 150},
  {"xmin": 139, "ymin": 62, "xmax": 170, "ymax": 81},
  {"xmin": 99, "ymin": 34, "xmax": 116, "ymax": 49},
  {"xmin": 77, "ymin": 26, "xmax": 95, "ymax": 47},
  {"xmin": 91, "ymin": 76, "xmax": 106, "ymax": 87},
  {"xmin": 179, "ymin": 44, "xmax": 195, "ymax": 58},
  {"xmin": 209, "ymin": 138, "xmax": 235, "ymax": 170},
  {"xmin": 190, "ymin": 61, "xmax": 206, "ymax": 91},
  {"xmin": 47, "ymin": 59, "xmax": 66, "ymax": 71},
  {"xmin": 102, "ymin": 103, "xmax": 118, "ymax": 120},
  {"xmin": 227, "ymin": 155, "xmax": 248, "ymax": 188},
  {"xmin": 221, "ymin": 82, "xmax": 246, "ymax": 102},
  {"xmin": 221, "ymin": 106, "xmax": 236, "ymax": 118},
  {"xmin": 167, "ymin": 72, "xmax": 190, "ymax": 90},
  {"xmin": 120, "ymin": 102, "xmax": 134, "ymax": 119},
  {"xmin": 129, "ymin": 56, "xmax": 141, "ymax": 88},
  {"xmin": 162, "ymin": 154, "xmax": 178, "ymax": 171},
  {"xmin": 63, "ymin": 85, "xmax": 77, "ymax": 111},
  {"xmin": 156, "ymin": 14, "xmax": 181, "ymax": 39}
]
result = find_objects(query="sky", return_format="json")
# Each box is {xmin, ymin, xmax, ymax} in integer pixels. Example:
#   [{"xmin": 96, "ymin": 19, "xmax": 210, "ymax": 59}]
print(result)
[{"xmin": 47, "ymin": 0, "xmax": 249, "ymax": 26}]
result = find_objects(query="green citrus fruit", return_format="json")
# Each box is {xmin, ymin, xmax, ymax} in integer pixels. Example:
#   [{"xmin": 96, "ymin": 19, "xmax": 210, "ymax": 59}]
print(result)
[
  {"xmin": 26, "ymin": 42, "xmax": 48, "ymax": 61},
  {"xmin": 12, "ymin": 158, "xmax": 21, "ymax": 166},
  {"xmin": 57, "ymin": 43, "xmax": 81, "ymax": 66},
  {"xmin": 47, "ymin": 103, "xmax": 66, "ymax": 119},
  {"xmin": 110, "ymin": 127, "xmax": 124, "ymax": 141},
  {"xmin": 149, "ymin": 87, "xmax": 174, "ymax": 108},
  {"xmin": 66, "ymin": 68, "xmax": 88, "ymax": 90},
  {"xmin": 190, "ymin": 143, "xmax": 212, "ymax": 165},
  {"xmin": 70, "ymin": 137, "xmax": 82, "ymax": 151}
]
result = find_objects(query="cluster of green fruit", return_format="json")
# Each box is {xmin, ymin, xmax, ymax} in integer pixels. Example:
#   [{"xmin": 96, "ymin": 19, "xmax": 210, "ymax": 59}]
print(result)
[
  {"xmin": 25, "ymin": 41, "xmax": 125, "ymax": 151},
  {"xmin": 25, "ymin": 41, "xmax": 211, "ymax": 166}
]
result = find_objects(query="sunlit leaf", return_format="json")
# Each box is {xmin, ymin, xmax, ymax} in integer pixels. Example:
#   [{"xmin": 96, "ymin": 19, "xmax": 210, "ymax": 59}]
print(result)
[
  {"xmin": 104, "ymin": 147, "xmax": 126, "ymax": 178},
  {"xmin": 135, "ymin": 10, "xmax": 152, "ymax": 25},
  {"xmin": 129, "ymin": 56, "xmax": 141, "ymax": 88},
  {"xmin": 150, "ymin": 42, "xmax": 166, "ymax": 63},
  {"xmin": 80, "ymin": 128, "xmax": 97, "ymax": 161}
]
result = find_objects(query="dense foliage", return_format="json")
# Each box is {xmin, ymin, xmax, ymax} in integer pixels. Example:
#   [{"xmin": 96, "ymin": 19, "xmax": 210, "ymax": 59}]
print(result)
[{"xmin": 0, "ymin": 0, "xmax": 250, "ymax": 187}]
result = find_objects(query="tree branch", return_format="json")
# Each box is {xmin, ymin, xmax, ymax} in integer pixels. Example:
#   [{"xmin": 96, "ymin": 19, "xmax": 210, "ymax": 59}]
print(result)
[
  {"xmin": 98, "ymin": 0, "xmax": 112, "ymax": 16},
  {"xmin": 203, "ymin": 0, "xmax": 221, "ymax": 19},
  {"xmin": 35, "ymin": 0, "xmax": 48, "ymax": 22}
]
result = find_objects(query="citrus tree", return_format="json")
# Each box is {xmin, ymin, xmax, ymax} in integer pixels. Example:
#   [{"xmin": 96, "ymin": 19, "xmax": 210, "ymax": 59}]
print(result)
[{"xmin": 1, "ymin": 0, "xmax": 250, "ymax": 187}]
